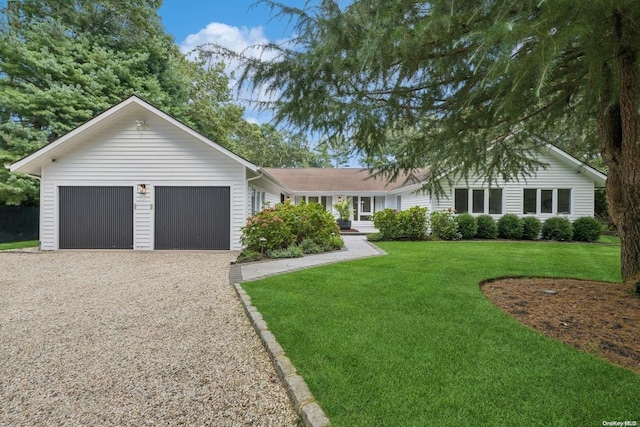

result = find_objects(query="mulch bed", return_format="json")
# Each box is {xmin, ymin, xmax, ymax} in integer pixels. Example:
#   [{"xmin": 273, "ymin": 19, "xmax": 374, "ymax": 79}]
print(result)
[{"xmin": 481, "ymin": 277, "xmax": 640, "ymax": 374}]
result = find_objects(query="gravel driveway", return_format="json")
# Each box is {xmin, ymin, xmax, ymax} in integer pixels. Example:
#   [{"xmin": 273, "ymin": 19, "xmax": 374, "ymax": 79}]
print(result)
[{"xmin": 0, "ymin": 251, "xmax": 298, "ymax": 426}]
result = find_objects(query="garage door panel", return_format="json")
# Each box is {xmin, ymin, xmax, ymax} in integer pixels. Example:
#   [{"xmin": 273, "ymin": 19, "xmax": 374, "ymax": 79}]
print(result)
[
  {"xmin": 59, "ymin": 186, "xmax": 133, "ymax": 249},
  {"xmin": 154, "ymin": 187, "xmax": 230, "ymax": 250}
]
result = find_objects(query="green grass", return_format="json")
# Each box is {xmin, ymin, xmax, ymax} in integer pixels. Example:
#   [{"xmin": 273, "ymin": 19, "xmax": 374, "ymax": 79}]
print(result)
[
  {"xmin": 0, "ymin": 240, "xmax": 39, "ymax": 250},
  {"xmin": 598, "ymin": 234, "xmax": 621, "ymax": 244},
  {"xmin": 243, "ymin": 241, "xmax": 639, "ymax": 426}
]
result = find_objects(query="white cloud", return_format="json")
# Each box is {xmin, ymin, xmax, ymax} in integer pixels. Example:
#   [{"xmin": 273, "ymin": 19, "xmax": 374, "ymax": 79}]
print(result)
[
  {"xmin": 179, "ymin": 23, "xmax": 281, "ymax": 124},
  {"xmin": 180, "ymin": 22, "xmax": 270, "ymax": 57}
]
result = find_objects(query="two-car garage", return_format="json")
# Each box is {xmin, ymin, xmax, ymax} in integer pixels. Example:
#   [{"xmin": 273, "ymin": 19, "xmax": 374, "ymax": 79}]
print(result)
[
  {"xmin": 58, "ymin": 186, "xmax": 231, "ymax": 250},
  {"xmin": 10, "ymin": 96, "xmax": 257, "ymax": 251}
]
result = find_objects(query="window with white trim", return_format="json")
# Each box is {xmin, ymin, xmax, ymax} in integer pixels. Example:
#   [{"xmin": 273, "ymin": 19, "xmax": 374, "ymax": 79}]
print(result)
[
  {"xmin": 454, "ymin": 188, "xmax": 502, "ymax": 215},
  {"xmin": 558, "ymin": 189, "xmax": 571, "ymax": 214},
  {"xmin": 522, "ymin": 188, "xmax": 572, "ymax": 215},
  {"xmin": 251, "ymin": 189, "xmax": 266, "ymax": 215}
]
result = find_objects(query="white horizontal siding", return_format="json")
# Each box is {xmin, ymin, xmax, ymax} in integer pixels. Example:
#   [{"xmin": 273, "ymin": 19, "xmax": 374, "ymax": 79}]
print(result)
[
  {"xmin": 398, "ymin": 190, "xmax": 431, "ymax": 211},
  {"xmin": 251, "ymin": 176, "xmax": 284, "ymax": 208},
  {"xmin": 38, "ymin": 176, "xmax": 56, "ymax": 250},
  {"xmin": 42, "ymin": 111, "xmax": 247, "ymax": 250},
  {"xmin": 433, "ymin": 151, "xmax": 596, "ymax": 220},
  {"xmin": 134, "ymin": 188, "xmax": 153, "ymax": 250}
]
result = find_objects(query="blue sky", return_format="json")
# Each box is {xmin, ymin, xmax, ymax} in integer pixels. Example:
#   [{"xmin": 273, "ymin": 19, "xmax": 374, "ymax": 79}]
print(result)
[
  {"xmin": 158, "ymin": 1, "xmax": 308, "ymax": 45},
  {"xmin": 158, "ymin": 1, "xmax": 311, "ymax": 124}
]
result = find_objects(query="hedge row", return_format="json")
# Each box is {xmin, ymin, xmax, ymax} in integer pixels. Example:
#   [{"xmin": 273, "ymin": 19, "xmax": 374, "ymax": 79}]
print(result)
[
  {"xmin": 371, "ymin": 207, "xmax": 603, "ymax": 242},
  {"xmin": 372, "ymin": 207, "xmax": 429, "ymax": 240},
  {"xmin": 437, "ymin": 212, "xmax": 602, "ymax": 242}
]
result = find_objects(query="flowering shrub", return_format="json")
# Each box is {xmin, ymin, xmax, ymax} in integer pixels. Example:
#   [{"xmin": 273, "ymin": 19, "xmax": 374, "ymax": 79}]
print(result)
[
  {"xmin": 241, "ymin": 206, "xmax": 295, "ymax": 252},
  {"xmin": 286, "ymin": 201, "xmax": 340, "ymax": 245},
  {"xmin": 430, "ymin": 210, "xmax": 461, "ymax": 240},
  {"xmin": 399, "ymin": 206, "xmax": 429, "ymax": 239},
  {"xmin": 372, "ymin": 206, "xmax": 428, "ymax": 240},
  {"xmin": 241, "ymin": 201, "xmax": 340, "ymax": 254}
]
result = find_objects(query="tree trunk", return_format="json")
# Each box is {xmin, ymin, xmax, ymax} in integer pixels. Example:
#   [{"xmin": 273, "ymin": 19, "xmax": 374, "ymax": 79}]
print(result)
[{"xmin": 600, "ymin": 10, "xmax": 640, "ymax": 293}]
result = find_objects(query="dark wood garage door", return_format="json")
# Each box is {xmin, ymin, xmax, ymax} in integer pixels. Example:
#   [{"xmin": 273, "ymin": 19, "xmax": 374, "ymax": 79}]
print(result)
[
  {"xmin": 154, "ymin": 186, "xmax": 230, "ymax": 250},
  {"xmin": 59, "ymin": 186, "xmax": 133, "ymax": 249}
]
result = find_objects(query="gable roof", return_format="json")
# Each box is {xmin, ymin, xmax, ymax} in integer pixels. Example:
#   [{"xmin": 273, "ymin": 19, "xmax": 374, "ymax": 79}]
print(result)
[
  {"xmin": 545, "ymin": 144, "xmax": 607, "ymax": 187},
  {"xmin": 263, "ymin": 167, "xmax": 429, "ymax": 193},
  {"xmin": 10, "ymin": 95, "xmax": 259, "ymax": 176}
]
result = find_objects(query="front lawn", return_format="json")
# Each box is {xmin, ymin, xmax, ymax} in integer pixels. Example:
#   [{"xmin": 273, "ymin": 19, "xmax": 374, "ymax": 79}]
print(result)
[
  {"xmin": 598, "ymin": 234, "xmax": 621, "ymax": 244},
  {"xmin": 0, "ymin": 240, "xmax": 39, "ymax": 250},
  {"xmin": 243, "ymin": 241, "xmax": 639, "ymax": 426}
]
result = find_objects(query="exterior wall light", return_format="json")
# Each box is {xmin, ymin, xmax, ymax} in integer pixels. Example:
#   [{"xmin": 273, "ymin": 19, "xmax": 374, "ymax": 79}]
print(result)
[{"xmin": 137, "ymin": 184, "xmax": 147, "ymax": 195}]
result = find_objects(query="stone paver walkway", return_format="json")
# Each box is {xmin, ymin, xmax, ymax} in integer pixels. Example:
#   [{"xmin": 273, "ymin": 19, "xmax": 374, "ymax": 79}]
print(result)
[{"xmin": 239, "ymin": 235, "xmax": 385, "ymax": 282}]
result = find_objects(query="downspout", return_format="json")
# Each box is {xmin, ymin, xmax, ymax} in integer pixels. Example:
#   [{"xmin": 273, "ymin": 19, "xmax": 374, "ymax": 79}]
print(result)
[
  {"xmin": 246, "ymin": 169, "xmax": 264, "ymax": 216},
  {"xmin": 246, "ymin": 170, "xmax": 264, "ymax": 185}
]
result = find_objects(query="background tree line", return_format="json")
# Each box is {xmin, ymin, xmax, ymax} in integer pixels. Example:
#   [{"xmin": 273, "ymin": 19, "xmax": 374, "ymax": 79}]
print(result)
[{"xmin": 0, "ymin": 0, "xmax": 334, "ymax": 206}]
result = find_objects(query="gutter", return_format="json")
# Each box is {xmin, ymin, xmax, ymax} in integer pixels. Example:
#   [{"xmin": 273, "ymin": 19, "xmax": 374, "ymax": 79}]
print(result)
[
  {"xmin": 24, "ymin": 173, "xmax": 41, "ymax": 181},
  {"xmin": 4, "ymin": 163, "xmax": 41, "ymax": 181},
  {"xmin": 246, "ymin": 171, "xmax": 264, "ymax": 185}
]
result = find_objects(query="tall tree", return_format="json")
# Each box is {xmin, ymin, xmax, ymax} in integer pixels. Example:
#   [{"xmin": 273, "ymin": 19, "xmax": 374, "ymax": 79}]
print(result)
[
  {"xmin": 316, "ymin": 135, "xmax": 352, "ymax": 168},
  {"xmin": 176, "ymin": 51, "xmax": 247, "ymax": 149},
  {"xmin": 233, "ymin": 121, "xmax": 331, "ymax": 167},
  {"xmin": 0, "ymin": 0, "xmax": 190, "ymax": 205},
  {"xmin": 212, "ymin": 0, "xmax": 640, "ymax": 289}
]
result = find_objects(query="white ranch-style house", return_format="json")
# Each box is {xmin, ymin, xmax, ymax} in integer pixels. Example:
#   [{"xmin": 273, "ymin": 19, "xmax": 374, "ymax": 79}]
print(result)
[{"xmin": 10, "ymin": 96, "xmax": 606, "ymax": 250}]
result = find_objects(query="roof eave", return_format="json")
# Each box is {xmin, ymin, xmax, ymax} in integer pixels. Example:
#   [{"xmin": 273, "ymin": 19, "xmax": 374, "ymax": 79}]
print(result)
[
  {"xmin": 545, "ymin": 144, "xmax": 607, "ymax": 186},
  {"xmin": 9, "ymin": 96, "xmax": 260, "ymax": 175}
]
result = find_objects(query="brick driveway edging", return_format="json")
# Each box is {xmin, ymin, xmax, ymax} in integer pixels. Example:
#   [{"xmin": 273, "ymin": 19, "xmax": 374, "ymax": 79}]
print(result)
[{"xmin": 232, "ymin": 283, "xmax": 332, "ymax": 427}]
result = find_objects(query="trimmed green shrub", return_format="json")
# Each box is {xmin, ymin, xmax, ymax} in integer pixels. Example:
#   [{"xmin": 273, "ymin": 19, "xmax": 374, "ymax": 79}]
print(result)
[
  {"xmin": 455, "ymin": 213, "xmax": 477, "ymax": 240},
  {"xmin": 572, "ymin": 217, "xmax": 602, "ymax": 242},
  {"xmin": 241, "ymin": 201, "xmax": 340, "ymax": 254},
  {"xmin": 373, "ymin": 209, "xmax": 401, "ymax": 240},
  {"xmin": 367, "ymin": 233, "xmax": 387, "ymax": 242},
  {"xmin": 373, "ymin": 206, "xmax": 428, "ymax": 241},
  {"xmin": 398, "ymin": 206, "xmax": 429, "ymax": 240},
  {"xmin": 235, "ymin": 249, "xmax": 264, "ymax": 263},
  {"xmin": 522, "ymin": 216, "xmax": 542, "ymax": 240},
  {"xmin": 267, "ymin": 245, "xmax": 304, "ymax": 258},
  {"xmin": 476, "ymin": 215, "xmax": 498, "ymax": 239},
  {"xmin": 542, "ymin": 217, "xmax": 573, "ymax": 241},
  {"xmin": 330, "ymin": 235, "xmax": 344, "ymax": 249},
  {"xmin": 299, "ymin": 238, "xmax": 325, "ymax": 254},
  {"xmin": 497, "ymin": 214, "xmax": 523, "ymax": 240},
  {"xmin": 430, "ymin": 210, "xmax": 461, "ymax": 240}
]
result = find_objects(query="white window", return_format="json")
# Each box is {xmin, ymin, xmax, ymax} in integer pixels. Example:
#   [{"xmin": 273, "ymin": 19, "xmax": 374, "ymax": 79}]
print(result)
[
  {"xmin": 454, "ymin": 188, "xmax": 502, "ymax": 215},
  {"xmin": 488, "ymin": 189, "xmax": 503, "ymax": 214},
  {"xmin": 558, "ymin": 189, "xmax": 572, "ymax": 214},
  {"xmin": 251, "ymin": 189, "xmax": 266, "ymax": 215},
  {"xmin": 455, "ymin": 189, "xmax": 469, "ymax": 213},
  {"xmin": 523, "ymin": 189, "xmax": 572, "ymax": 215}
]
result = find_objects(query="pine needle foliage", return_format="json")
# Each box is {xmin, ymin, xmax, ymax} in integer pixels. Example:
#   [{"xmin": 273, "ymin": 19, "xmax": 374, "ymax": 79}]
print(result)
[{"xmin": 206, "ymin": 0, "xmax": 640, "ymax": 282}]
